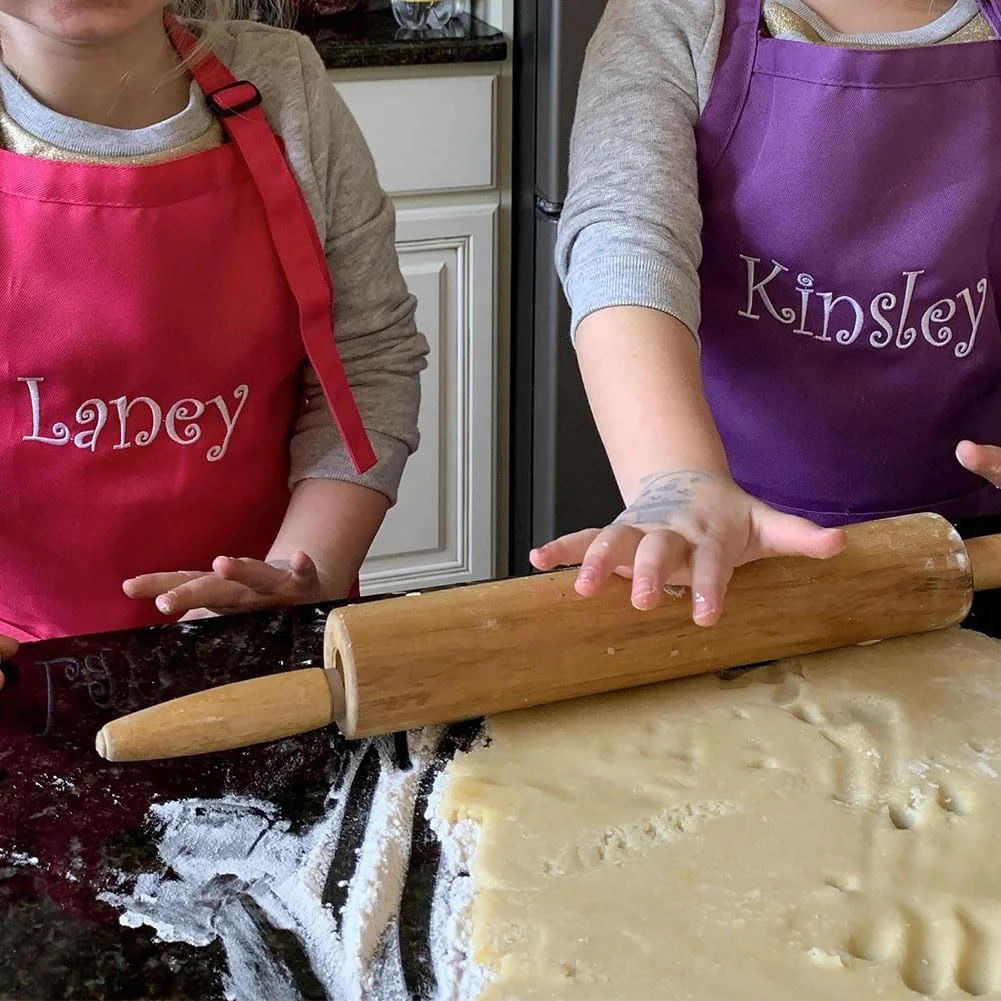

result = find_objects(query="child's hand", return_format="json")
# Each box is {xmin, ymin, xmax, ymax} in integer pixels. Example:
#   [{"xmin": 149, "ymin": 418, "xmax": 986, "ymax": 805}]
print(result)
[
  {"xmin": 956, "ymin": 440, "xmax": 1001, "ymax": 488},
  {"xmin": 529, "ymin": 470, "xmax": 845, "ymax": 626},
  {"xmin": 122, "ymin": 549, "xmax": 327, "ymax": 618},
  {"xmin": 0, "ymin": 634, "xmax": 18, "ymax": 691}
]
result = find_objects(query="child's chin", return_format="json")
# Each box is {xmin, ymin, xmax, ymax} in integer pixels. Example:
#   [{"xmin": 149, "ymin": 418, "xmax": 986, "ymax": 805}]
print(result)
[{"xmin": 12, "ymin": 0, "xmax": 167, "ymax": 44}]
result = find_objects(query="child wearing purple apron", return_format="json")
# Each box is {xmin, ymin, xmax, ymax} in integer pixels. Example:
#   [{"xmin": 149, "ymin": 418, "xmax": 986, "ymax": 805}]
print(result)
[{"xmin": 531, "ymin": 0, "xmax": 1001, "ymax": 629}]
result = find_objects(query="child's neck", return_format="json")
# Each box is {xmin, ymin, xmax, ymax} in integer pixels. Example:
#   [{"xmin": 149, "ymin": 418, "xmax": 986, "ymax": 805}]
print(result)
[
  {"xmin": 802, "ymin": 0, "xmax": 957, "ymax": 34},
  {"xmin": 0, "ymin": 12, "xmax": 190, "ymax": 130}
]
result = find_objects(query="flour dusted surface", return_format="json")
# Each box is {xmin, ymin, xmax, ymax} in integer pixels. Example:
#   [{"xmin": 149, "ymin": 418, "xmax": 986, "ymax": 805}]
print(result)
[
  {"xmin": 101, "ymin": 728, "xmax": 470, "ymax": 1001},
  {"xmin": 435, "ymin": 628, "xmax": 1001, "ymax": 1000}
]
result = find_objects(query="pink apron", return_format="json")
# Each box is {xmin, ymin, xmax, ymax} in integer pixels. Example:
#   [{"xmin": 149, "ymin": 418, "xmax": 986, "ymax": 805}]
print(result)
[{"xmin": 0, "ymin": 20, "xmax": 375, "ymax": 640}]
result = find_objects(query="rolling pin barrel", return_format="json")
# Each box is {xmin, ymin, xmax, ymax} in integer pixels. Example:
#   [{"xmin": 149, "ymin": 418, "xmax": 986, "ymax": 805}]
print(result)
[
  {"xmin": 96, "ymin": 512, "xmax": 984, "ymax": 759},
  {"xmin": 327, "ymin": 512, "xmax": 974, "ymax": 738}
]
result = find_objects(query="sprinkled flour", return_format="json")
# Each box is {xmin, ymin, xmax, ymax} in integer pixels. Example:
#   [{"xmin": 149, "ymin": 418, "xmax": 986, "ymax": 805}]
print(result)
[
  {"xmin": 100, "ymin": 726, "xmax": 493, "ymax": 1001},
  {"xmin": 4, "ymin": 850, "xmax": 40, "ymax": 868},
  {"xmin": 427, "ymin": 771, "xmax": 490, "ymax": 1001}
]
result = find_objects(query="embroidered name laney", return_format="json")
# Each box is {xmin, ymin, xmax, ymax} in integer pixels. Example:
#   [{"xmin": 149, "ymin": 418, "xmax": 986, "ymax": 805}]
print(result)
[
  {"xmin": 18, "ymin": 377, "xmax": 249, "ymax": 462},
  {"xmin": 739, "ymin": 256, "xmax": 990, "ymax": 356}
]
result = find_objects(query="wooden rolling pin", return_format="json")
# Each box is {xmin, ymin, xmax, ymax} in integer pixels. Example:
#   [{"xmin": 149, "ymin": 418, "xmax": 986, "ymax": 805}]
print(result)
[{"xmin": 95, "ymin": 512, "xmax": 1001, "ymax": 761}]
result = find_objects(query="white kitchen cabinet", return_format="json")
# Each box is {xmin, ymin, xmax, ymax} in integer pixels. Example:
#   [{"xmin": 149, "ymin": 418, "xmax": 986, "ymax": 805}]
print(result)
[
  {"xmin": 330, "ymin": 65, "xmax": 506, "ymax": 594},
  {"xmin": 333, "ymin": 76, "xmax": 495, "ymax": 195},
  {"xmin": 361, "ymin": 203, "xmax": 496, "ymax": 592}
]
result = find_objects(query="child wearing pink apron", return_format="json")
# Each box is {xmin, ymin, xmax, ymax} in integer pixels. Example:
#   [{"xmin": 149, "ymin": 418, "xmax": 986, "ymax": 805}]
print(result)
[{"xmin": 0, "ymin": 2, "xmax": 425, "ymax": 650}]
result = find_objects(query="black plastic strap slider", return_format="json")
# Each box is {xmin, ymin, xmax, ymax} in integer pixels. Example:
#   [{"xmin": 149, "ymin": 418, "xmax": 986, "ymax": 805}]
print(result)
[{"xmin": 205, "ymin": 80, "xmax": 263, "ymax": 118}]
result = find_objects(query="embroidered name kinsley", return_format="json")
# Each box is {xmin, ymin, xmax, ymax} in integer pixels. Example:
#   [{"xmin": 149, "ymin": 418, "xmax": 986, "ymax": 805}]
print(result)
[
  {"xmin": 18, "ymin": 377, "xmax": 249, "ymax": 462},
  {"xmin": 738, "ymin": 255, "xmax": 990, "ymax": 357}
]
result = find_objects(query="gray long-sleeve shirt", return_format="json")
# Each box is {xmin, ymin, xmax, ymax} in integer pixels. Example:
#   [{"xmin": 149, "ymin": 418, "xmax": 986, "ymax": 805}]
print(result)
[
  {"xmin": 0, "ymin": 20, "xmax": 427, "ymax": 504},
  {"xmin": 556, "ymin": 0, "xmax": 990, "ymax": 343}
]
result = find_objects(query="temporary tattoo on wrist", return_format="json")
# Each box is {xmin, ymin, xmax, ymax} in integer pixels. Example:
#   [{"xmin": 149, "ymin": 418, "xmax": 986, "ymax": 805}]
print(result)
[{"xmin": 614, "ymin": 470, "xmax": 717, "ymax": 526}]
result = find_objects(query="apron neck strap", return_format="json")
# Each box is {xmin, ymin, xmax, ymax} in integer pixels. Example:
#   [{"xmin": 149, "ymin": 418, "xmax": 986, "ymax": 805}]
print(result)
[
  {"xmin": 164, "ymin": 15, "xmax": 263, "ymax": 116},
  {"xmin": 978, "ymin": 0, "xmax": 1001, "ymax": 37},
  {"xmin": 159, "ymin": 14, "xmax": 377, "ymax": 475}
]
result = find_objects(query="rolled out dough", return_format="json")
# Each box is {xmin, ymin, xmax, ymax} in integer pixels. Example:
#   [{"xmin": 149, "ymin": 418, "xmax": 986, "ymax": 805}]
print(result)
[{"xmin": 437, "ymin": 628, "xmax": 1001, "ymax": 1001}]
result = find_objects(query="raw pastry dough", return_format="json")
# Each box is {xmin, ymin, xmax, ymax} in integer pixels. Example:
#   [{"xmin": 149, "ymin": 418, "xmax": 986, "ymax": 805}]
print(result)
[{"xmin": 438, "ymin": 628, "xmax": 1001, "ymax": 1000}]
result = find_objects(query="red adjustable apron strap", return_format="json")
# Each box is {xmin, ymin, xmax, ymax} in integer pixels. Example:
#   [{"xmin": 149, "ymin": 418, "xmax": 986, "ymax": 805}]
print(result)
[{"xmin": 166, "ymin": 17, "xmax": 376, "ymax": 474}]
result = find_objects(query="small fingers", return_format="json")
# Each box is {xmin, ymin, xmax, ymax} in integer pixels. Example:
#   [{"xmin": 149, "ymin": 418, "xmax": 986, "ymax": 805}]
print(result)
[
  {"xmin": 689, "ymin": 539, "xmax": 734, "ymax": 627},
  {"xmin": 957, "ymin": 440, "xmax": 1001, "ymax": 488},
  {"xmin": 122, "ymin": 570, "xmax": 208, "ymax": 599},
  {"xmin": 530, "ymin": 530, "xmax": 602, "ymax": 571},
  {"xmin": 128, "ymin": 553, "xmax": 323, "ymax": 617},
  {"xmin": 753, "ymin": 509, "xmax": 846, "ymax": 561},
  {"xmin": 629, "ymin": 531, "xmax": 691, "ymax": 611},
  {"xmin": 576, "ymin": 525, "xmax": 643, "ymax": 597},
  {"xmin": 211, "ymin": 556, "xmax": 302, "ymax": 593},
  {"xmin": 287, "ymin": 549, "xmax": 316, "ymax": 577},
  {"xmin": 154, "ymin": 577, "xmax": 256, "ymax": 616}
]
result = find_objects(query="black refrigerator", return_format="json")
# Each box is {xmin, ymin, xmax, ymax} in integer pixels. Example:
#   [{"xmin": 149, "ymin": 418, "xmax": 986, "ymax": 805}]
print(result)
[{"xmin": 508, "ymin": 0, "xmax": 622, "ymax": 575}]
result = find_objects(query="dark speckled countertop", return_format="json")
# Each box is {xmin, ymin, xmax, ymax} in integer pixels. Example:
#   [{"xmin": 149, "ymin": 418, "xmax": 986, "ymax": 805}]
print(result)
[
  {"xmin": 0, "ymin": 602, "xmax": 479, "ymax": 1000},
  {"xmin": 298, "ymin": 9, "xmax": 507, "ymax": 70},
  {"xmin": 10, "ymin": 518, "xmax": 1001, "ymax": 1000}
]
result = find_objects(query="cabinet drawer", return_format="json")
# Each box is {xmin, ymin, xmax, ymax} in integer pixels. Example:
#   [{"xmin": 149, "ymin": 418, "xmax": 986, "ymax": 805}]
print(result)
[{"xmin": 333, "ymin": 75, "xmax": 495, "ymax": 196}]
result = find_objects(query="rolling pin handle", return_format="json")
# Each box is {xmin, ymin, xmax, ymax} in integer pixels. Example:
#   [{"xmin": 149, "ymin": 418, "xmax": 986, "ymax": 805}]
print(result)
[
  {"xmin": 95, "ymin": 666, "xmax": 347, "ymax": 762},
  {"xmin": 965, "ymin": 533, "xmax": 1001, "ymax": 592}
]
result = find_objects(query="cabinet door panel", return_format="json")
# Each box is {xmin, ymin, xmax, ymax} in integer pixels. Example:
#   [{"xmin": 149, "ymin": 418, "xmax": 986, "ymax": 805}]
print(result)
[{"xmin": 360, "ymin": 203, "xmax": 496, "ymax": 593}]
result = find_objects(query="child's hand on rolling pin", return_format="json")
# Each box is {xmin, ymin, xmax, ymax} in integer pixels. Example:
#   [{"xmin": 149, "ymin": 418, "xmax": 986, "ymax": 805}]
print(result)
[
  {"xmin": 121, "ymin": 550, "xmax": 327, "ymax": 619},
  {"xmin": 530, "ymin": 470, "xmax": 845, "ymax": 626},
  {"xmin": 956, "ymin": 440, "xmax": 1001, "ymax": 488}
]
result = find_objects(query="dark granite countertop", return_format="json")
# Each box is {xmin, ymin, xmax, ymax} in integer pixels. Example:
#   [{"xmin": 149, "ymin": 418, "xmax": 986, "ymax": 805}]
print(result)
[
  {"xmin": 298, "ymin": 8, "xmax": 507, "ymax": 70},
  {"xmin": 0, "ymin": 603, "xmax": 479, "ymax": 1000},
  {"xmin": 7, "ymin": 531, "xmax": 1001, "ymax": 1000}
]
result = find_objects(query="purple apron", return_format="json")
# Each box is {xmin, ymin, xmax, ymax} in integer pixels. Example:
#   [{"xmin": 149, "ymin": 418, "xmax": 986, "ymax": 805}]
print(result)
[{"xmin": 696, "ymin": 0, "xmax": 1001, "ymax": 526}]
